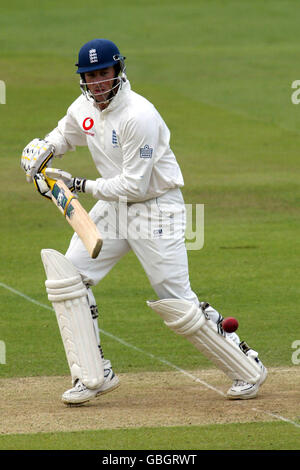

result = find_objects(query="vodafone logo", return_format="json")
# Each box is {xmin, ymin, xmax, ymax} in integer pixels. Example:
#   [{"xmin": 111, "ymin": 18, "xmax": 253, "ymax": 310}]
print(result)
[{"xmin": 82, "ymin": 117, "xmax": 94, "ymax": 131}]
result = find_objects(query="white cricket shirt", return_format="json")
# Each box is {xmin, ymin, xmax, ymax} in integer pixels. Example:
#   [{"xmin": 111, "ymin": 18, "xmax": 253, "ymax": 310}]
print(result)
[{"xmin": 46, "ymin": 80, "xmax": 184, "ymax": 202}]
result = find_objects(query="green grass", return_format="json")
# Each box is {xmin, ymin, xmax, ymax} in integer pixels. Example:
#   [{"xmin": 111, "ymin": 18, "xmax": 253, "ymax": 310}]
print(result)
[
  {"xmin": 0, "ymin": 0, "xmax": 300, "ymax": 450},
  {"xmin": 0, "ymin": 421, "xmax": 299, "ymax": 451}
]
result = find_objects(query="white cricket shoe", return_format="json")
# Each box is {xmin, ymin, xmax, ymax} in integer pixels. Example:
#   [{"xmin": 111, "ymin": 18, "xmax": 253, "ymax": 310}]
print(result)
[
  {"xmin": 227, "ymin": 359, "xmax": 268, "ymax": 400},
  {"xmin": 62, "ymin": 366, "xmax": 120, "ymax": 405}
]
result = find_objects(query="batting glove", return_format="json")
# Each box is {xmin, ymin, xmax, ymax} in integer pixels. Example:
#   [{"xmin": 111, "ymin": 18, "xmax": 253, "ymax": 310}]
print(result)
[
  {"xmin": 43, "ymin": 168, "xmax": 86, "ymax": 193},
  {"xmin": 33, "ymin": 173, "xmax": 52, "ymax": 200},
  {"xmin": 44, "ymin": 168, "xmax": 74, "ymax": 190},
  {"xmin": 21, "ymin": 138, "xmax": 55, "ymax": 182}
]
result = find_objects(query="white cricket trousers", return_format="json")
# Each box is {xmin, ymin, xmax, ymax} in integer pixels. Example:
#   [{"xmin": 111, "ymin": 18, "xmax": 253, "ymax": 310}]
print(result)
[{"xmin": 65, "ymin": 188, "xmax": 198, "ymax": 304}]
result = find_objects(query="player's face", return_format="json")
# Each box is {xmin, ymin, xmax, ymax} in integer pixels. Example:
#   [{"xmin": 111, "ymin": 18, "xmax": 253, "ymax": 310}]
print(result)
[{"xmin": 84, "ymin": 67, "xmax": 116, "ymax": 108}]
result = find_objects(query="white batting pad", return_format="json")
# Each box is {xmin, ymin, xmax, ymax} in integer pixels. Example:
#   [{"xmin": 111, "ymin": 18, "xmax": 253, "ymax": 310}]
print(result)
[
  {"xmin": 41, "ymin": 248, "xmax": 104, "ymax": 389},
  {"xmin": 147, "ymin": 298, "xmax": 262, "ymax": 384}
]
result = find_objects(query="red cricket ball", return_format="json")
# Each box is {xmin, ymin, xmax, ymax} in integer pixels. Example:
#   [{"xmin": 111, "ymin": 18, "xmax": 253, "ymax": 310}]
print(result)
[{"xmin": 222, "ymin": 317, "xmax": 239, "ymax": 333}]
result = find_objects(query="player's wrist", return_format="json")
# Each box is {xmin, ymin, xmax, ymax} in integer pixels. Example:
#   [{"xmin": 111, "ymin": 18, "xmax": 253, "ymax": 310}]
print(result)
[{"xmin": 84, "ymin": 180, "xmax": 97, "ymax": 195}]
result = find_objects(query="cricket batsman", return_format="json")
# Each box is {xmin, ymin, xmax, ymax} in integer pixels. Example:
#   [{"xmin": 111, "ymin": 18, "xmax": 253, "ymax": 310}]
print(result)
[{"xmin": 20, "ymin": 39, "xmax": 267, "ymax": 405}]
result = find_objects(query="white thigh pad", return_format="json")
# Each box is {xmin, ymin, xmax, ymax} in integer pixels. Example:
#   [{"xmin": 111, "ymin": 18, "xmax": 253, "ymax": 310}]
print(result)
[
  {"xmin": 147, "ymin": 298, "xmax": 262, "ymax": 383},
  {"xmin": 41, "ymin": 249, "xmax": 104, "ymax": 389}
]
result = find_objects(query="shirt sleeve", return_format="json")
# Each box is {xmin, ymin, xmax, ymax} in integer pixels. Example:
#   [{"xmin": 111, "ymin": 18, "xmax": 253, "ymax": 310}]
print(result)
[{"xmin": 85, "ymin": 110, "xmax": 159, "ymax": 202}]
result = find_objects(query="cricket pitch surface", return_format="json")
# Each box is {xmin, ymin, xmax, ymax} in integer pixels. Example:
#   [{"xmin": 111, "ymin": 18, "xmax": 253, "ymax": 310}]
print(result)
[{"xmin": 1, "ymin": 367, "xmax": 299, "ymax": 434}]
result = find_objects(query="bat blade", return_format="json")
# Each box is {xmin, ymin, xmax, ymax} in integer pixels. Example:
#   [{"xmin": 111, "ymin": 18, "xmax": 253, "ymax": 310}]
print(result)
[{"xmin": 51, "ymin": 179, "xmax": 103, "ymax": 259}]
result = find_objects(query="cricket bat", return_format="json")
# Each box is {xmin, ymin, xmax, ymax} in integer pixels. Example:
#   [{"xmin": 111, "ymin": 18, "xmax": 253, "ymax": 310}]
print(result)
[{"xmin": 50, "ymin": 179, "xmax": 103, "ymax": 259}]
